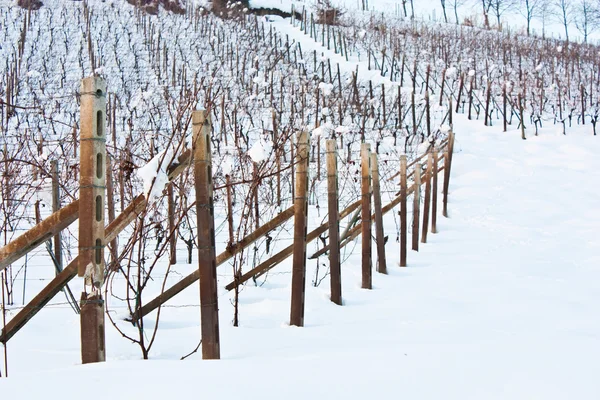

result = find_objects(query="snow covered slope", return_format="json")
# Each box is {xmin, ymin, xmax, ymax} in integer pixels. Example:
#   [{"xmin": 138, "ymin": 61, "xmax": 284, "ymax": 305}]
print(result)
[
  {"xmin": 1, "ymin": 1, "xmax": 599, "ymax": 397},
  {"xmin": 2, "ymin": 110, "xmax": 599, "ymax": 398}
]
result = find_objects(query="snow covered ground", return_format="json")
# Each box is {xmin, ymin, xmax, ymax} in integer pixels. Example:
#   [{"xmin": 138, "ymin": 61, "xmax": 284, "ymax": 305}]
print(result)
[
  {"xmin": 2, "ymin": 109, "xmax": 599, "ymax": 397},
  {"xmin": 1, "ymin": 1, "xmax": 600, "ymax": 397}
]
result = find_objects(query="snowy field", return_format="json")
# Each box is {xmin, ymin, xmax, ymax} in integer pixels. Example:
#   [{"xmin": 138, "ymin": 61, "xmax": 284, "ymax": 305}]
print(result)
[
  {"xmin": 1, "ymin": 0, "xmax": 600, "ymax": 398},
  {"xmin": 2, "ymin": 112, "xmax": 599, "ymax": 398}
]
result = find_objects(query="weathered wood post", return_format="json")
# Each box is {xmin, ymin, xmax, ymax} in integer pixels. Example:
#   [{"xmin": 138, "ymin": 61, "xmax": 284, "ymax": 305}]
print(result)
[
  {"xmin": 421, "ymin": 153, "xmax": 432, "ymax": 243},
  {"xmin": 290, "ymin": 130, "xmax": 310, "ymax": 326},
  {"xmin": 326, "ymin": 140, "xmax": 341, "ymax": 305},
  {"xmin": 399, "ymin": 155, "xmax": 407, "ymax": 267},
  {"xmin": 442, "ymin": 131, "xmax": 455, "ymax": 218},
  {"xmin": 51, "ymin": 160, "xmax": 62, "ymax": 271},
  {"xmin": 79, "ymin": 76, "xmax": 107, "ymax": 364},
  {"xmin": 503, "ymin": 82, "xmax": 507, "ymax": 132},
  {"xmin": 371, "ymin": 152, "xmax": 386, "ymax": 275},
  {"xmin": 167, "ymin": 183, "xmax": 177, "ymax": 265},
  {"xmin": 105, "ymin": 155, "xmax": 118, "ymax": 270},
  {"xmin": 519, "ymin": 93, "xmax": 526, "ymax": 140},
  {"xmin": 412, "ymin": 162, "xmax": 421, "ymax": 251},
  {"xmin": 484, "ymin": 79, "xmax": 491, "ymax": 126},
  {"xmin": 193, "ymin": 110, "xmax": 220, "ymax": 359},
  {"xmin": 431, "ymin": 150, "xmax": 439, "ymax": 234},
  {"xmin": 361, "ymin": 143, "xmax": 372, "ymax": 289}
]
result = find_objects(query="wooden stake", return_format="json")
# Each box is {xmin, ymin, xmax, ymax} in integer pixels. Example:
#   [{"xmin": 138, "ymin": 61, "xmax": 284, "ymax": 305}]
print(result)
[
  {"xmin": 484, "ymin": 79, "xmax": 491, "ymax": 126},
  {"xmin": 400, "ymin": 155, "xmax": 407, "ymax": 266},
  {"xmin": 192, "ymin": 110, "xmax": 220, "ymax": 359},
  {"xmin": 412, "ymin": 162, "xmax": 421, "ymax": 251},
  {"xmin": 78, "ymin": 76, "xmax": 107, "ymax": 364},
  {"xmin": 503, "ymin": 82, "xmax": 507, "ymax": 132},
  {"xmin": 431, "ymin": 150, "xmax": 439, "ymax": 234},
  {"xmin": 168, "ymin": 182, "xmax": 177, "ymax": 265},
  {"xmin": 371, "ymin": 152, "xmax": 386, "ymax": 275},
  {"xmin": 290, "ymin": 130, "xmax": 310, "ymax": 327},
  {"xmin": 326, "ymin": 140, "xmax": 341, "ymax": 305},
  {"xmin": 519, "ymin": 93, "xmax": 526, "ymax": 140},
  {"xmin": 442, "ymin": 132, "xmax": 454, "ymax": 217},
  {"xmin": 361, "ymin": 143, "xmax": 372, "ymax": 289},
  {"xmin": 106, "ymin": 155, "xmax": 118, "ymax": 270},
  {"xmin": 421, "ymin": 153, "xmax": 432, "ymax": 243},
  {"xmin": 51, "ymin": 160, "xmax": 62, "ymax": 272}
]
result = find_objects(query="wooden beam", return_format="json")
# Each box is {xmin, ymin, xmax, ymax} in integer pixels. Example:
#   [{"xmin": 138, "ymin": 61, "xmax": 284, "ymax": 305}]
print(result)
[
  {"xmin": 225, "ymin": 200, "xmax": 362, "ymax": 291},
  {"xmin": 133, "ymin": 206, "xmax": 296, "ymax": 321},
  {"xmin": 0, "ymin": 149, "xmax": 192, "ymax": 343},
  {"xmin": 0, "ymin": 200, "xmax": 79, "ymax": 273}
]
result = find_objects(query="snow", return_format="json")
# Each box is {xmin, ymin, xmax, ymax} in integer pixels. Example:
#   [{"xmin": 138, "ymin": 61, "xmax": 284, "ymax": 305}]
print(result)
[
  {"xmin": 1, "ymin": 0, "xmax": 600, "ymax": 397},
  {"xmin": 3, "ymin": 108, "xmax": 600, "ymax": 398},
  {"xmin": 136, "ymin": 147, "xmax": 175, "ymax": 200},
  {"xmin": 248, "ymin": 138, "xmax": 273, "ymax": 163}
]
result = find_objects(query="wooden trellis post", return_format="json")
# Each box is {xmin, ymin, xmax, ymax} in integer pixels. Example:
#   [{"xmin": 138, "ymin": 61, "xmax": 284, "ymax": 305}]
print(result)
[
  {"xmin": 78, "ymin": 76, "xmax": 107, "ymax": 364},
  {"xmin": 51, "ymin": 160, "xmax": 62, "ymax": 272},
  {"xmin": 443, "ymin": 131, "xmax": 455, "ymax": 218},
  {"xmin": 431, "ymin": 150, "xmax": 439, "ymax": 234},
  {"xmin": 412, "ymin": 162, "xmax": 421, "ymax": 251},
  {"xmin": 421, "ymin": 153, "xmax": 432, "ymax": 243},
  {"xmin": 361, "ymin": 143, "xmax": 372, "ymax": 289},
  {"xmin": 399, "ymin": 155, "xmax": 407, "ymax": 267},
  {"xmin": 326, "ymin": 140, "xmax": 341, "ymax": 305},
  {"xmin": 371, "ymin": 152, "xmax": 386, "ymax": 275},
  {"xmin": 168, "ymin": 183, "xmax": 177, "ymax": 265},
  {"xmin": 193, "ymin": 110, "xmax": 220, "ymax": 359},
  {"xmin": 290, "ymin": 130, "xmax": 310, "ymax": 326},
  {"xmin": 105, "ymin": 155, "xmax": 118, "ymax": 270}
]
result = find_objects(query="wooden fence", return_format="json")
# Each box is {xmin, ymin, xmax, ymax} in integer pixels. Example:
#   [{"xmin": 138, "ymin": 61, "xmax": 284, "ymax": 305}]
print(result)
[{"xmin": 0, "ymin": 76, "xmax": 455, "ymax": 365}]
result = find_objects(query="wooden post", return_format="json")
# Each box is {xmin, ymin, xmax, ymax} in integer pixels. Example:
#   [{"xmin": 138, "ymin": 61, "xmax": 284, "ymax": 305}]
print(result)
[
  {"xmin": 456, "ymin": 73, "xmax": 464, "ymax": 114},
  {"xmin": 290, "ymin": 130, "xmax": 310, "ymax": 327},
  {"xmin": 105, "ymin": 155, "xmax": 118, "ymax": 270},
  {"xmin": 484, "ymin": 79, "xmax": 491, "ymax": 126},
  {"xmin": 361, "ymin": 143, "xmax": 372, "ymax": 289},
  {"xmin": 581, "ymin": 83, "xmax": 585, "ymax": 125},
  {"xmin": 400, "ymin": 155, "xmax": 407, "ymax": 267},
  {"xmin": 439, "ymin": 68, "xmax": 446, "ymax": 107},
  {"xmin": 168, "ymin": 183, "xmax": 177, "ymax": 265},
  {"xmin": 193, "ymin": 110, "xmax": 220, "ymax": 359},
  {"xmin": 503, "ymin": 83, "xmax": 507, "ymax": 132},
  {"xmin": 431, "ymin": 150, "xmax": 439, "ymax": 234},
  {"xmin": 51, "ymin": 160, "xmax": 62, "ymax": 272},
  {"xmin": 421, "ymin": 153, "xmax": 432, "ymax": 243},
  {"xmin": 412, "ymin": 162, "xmax": 421, "ymax": 251},
  {"xmin": 443, "ymin": 131, "xmax": 455, "ymax": 217},
  {"xmin": 78, "ymin": 76, "xmax": 107, "ymax": 364},
  {"xmin": 519, "ymin": 93, "xmax": 526, "ymax": 140},
  {"xmin": 371, "ymin": 152, "xmax": 386, "ymax": 275},
  {"xmin": 468, "ymin": 73, "xmax": 474, "ymax": 120},
  {"xmin": 326, "ymin": 140, "xmax": 341, "ymax": 305}
]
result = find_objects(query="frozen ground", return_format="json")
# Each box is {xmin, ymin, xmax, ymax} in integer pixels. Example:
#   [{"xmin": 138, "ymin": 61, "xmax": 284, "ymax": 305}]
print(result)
[
  {"xmin": 1, "ymin": 1, "xmax": 600, "ymax": 397},
  {"xmin": 2, "ymin": 110, "xmax": 599, "ymax": 398}
]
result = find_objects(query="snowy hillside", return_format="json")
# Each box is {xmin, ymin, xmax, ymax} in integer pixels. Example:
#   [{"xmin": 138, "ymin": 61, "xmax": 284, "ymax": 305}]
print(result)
[
  {"xmin": 2, "ymin": 108, "xmax": 600, "ymax": 398},
  {"xmin": 0, "ymin": 0, "xmax": 599, "ymax": 398}
]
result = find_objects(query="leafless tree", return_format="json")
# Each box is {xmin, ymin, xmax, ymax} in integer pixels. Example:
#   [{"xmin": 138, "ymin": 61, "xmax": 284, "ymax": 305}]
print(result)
[
  {"xmin": 553, "ymin": 0, "xmax": 575, "ymax": 41},
  {"xmin": 574, "ymin": 0, "xmax": 598, "ymax": 43},
  {"xmin": 449, "ymin": 0, "xmax": 468, "ymax": 24},
  {"xmin": 489, "ymin": 0, "xmax": 519, "ymax": 28},
  {"xmin": 481, "ymin": 0, "xmax": 493, "ymax": 28},
  {"xmin": 519, "ymin": 0, "xmax": 545, "ymax": 35},
  {"xmin": 440, "ymin": 0, "xmax": 449, "ymax": 23}
]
